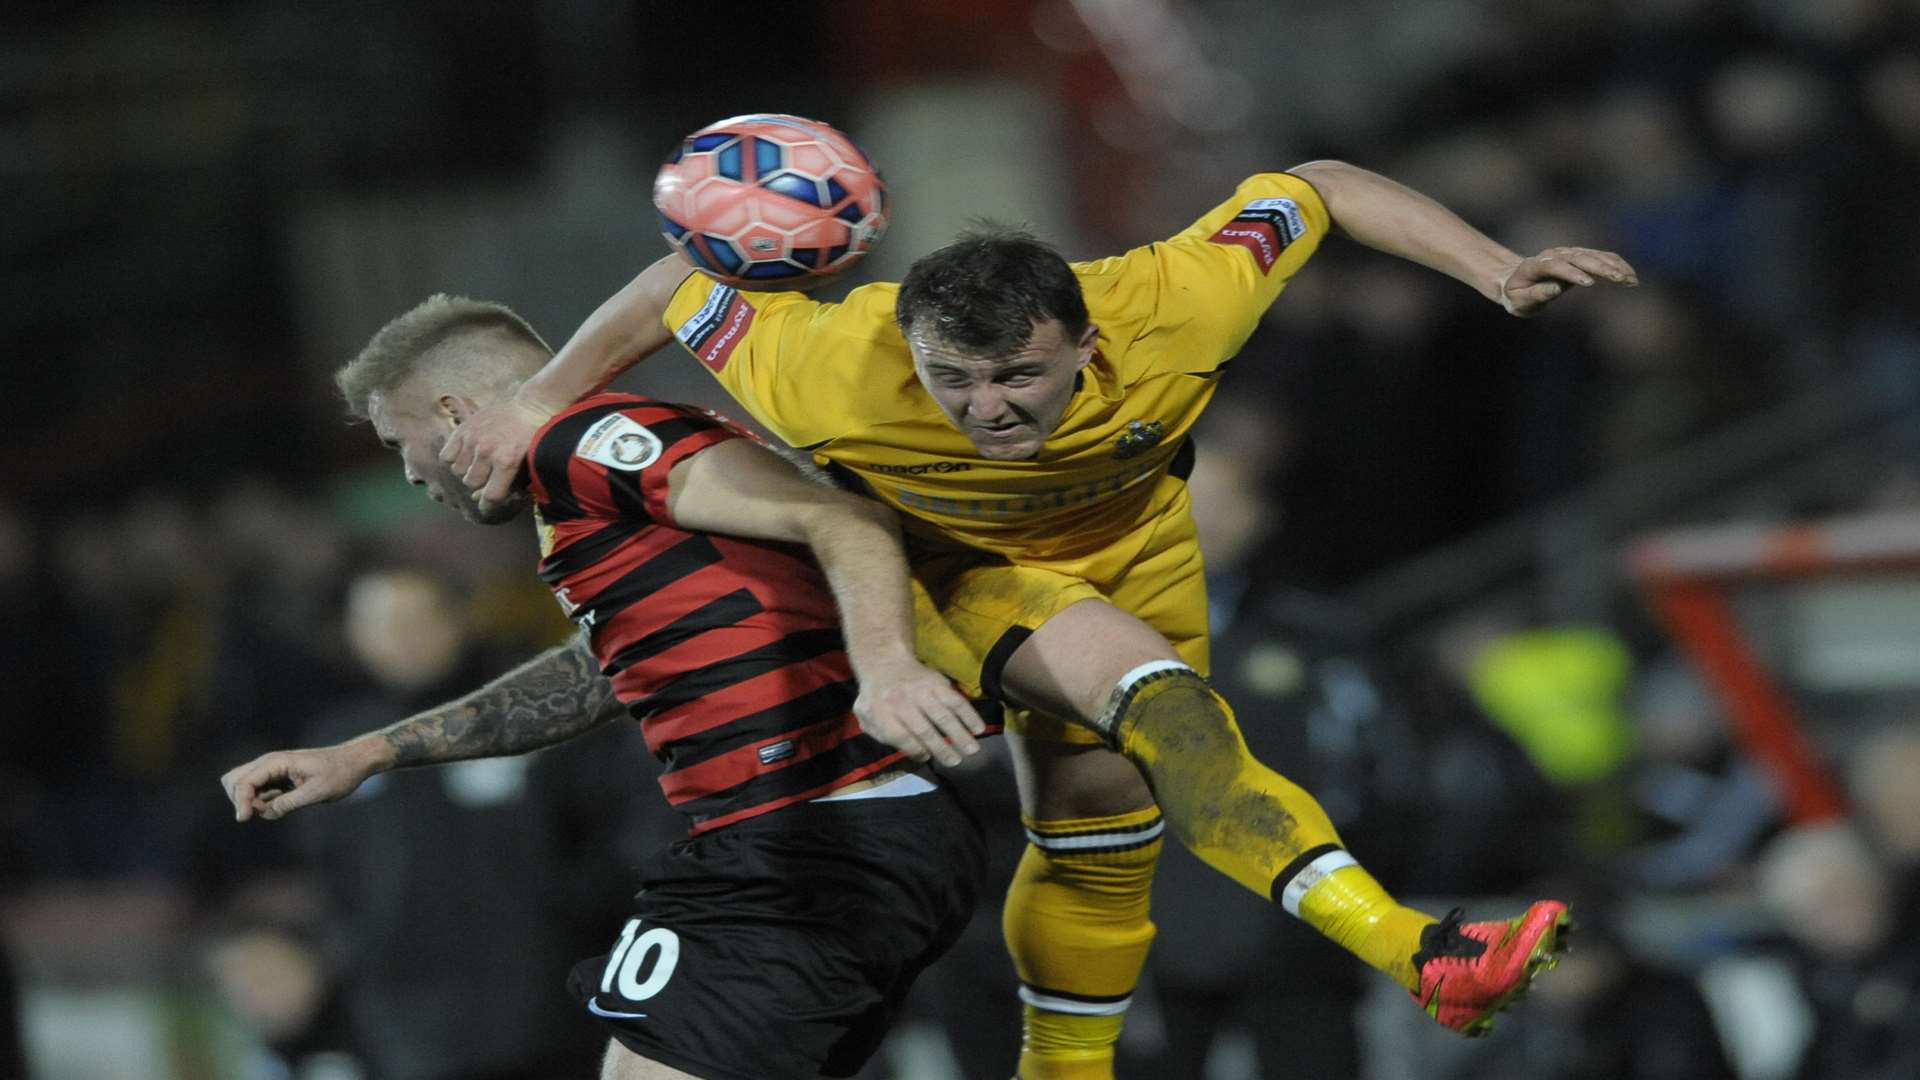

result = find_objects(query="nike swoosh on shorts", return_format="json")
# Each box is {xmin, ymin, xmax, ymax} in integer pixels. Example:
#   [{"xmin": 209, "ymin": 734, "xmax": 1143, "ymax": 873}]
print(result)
[{"xmin": 588, "ymin": 998, "xmax": 650, "ymax": 1020}]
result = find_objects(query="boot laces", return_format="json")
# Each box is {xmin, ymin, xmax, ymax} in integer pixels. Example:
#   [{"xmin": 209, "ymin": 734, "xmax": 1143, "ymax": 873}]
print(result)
[{"xmin": 1412, "ymin": 907, "xmax": 1488, "ymax": 971}]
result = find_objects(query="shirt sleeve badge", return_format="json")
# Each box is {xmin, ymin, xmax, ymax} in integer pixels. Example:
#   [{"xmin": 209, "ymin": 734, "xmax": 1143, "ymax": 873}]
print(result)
[{"xmin": 1207, "ymin": 197, "xmax": 1306, "ymax": 273}]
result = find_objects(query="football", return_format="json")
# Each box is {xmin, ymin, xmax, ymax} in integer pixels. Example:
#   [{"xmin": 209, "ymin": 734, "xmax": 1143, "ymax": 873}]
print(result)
[{"xmin": 653, "ymin": 114, "xmax": 888, "ymax": 287}]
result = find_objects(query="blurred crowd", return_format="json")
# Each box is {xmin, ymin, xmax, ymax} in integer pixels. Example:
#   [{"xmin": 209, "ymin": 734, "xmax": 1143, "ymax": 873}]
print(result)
[
  {"xmin": 0, "ymin": 480, "xmax": 667, "ymax": 1078},
  {"xmin": 1203, "ymin": 0, "xmax": 1920, "ymax": 583},
  {"xmin": 8, "ymin": 421, "xmax": 1920, "ymax": 1080},
  {"xmin": 5, "ymin": 0, "xmax": 1920, "ymax": 1078}
]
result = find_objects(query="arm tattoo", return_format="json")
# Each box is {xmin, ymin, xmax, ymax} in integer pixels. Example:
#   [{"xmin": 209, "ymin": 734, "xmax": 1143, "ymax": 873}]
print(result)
[{"xmin": 379, "ymin": 635, "xmax": 623, "ymax": 767}]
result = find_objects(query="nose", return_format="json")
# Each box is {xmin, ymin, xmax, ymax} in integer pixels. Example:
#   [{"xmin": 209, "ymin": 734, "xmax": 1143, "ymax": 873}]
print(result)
[
  {"xmin": 966, "ymin": 385, "xmax": 1009, "ymax": 422},
  {"xmin": 404, "ymin": 462, "xmax": 424, "ymax": 486}
]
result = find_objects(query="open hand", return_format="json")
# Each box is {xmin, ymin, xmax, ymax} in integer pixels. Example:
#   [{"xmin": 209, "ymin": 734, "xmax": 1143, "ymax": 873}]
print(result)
[
  {"xmin": 440, "ymin": 395, "xmax": 556, "ymax": 518},
  {"xmin": 1499, "ymin": 247, "xmax": 1638, "ymax": 317},
  {"xmin": 854, "ymin": 659, "xmax": 987, "ymax": 768}
]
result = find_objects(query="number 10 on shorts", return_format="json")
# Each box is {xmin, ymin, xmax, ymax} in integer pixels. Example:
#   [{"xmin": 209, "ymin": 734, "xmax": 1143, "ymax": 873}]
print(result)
[{"xmin": 601, "ymin": 918, "xmax": 682, "ymax": 1002}]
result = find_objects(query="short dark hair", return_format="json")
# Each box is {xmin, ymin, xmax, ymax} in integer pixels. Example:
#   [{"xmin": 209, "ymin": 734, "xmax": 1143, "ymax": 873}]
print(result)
[
  {"xmin": 335, "ymin": 294, "xmax": 549, "ymax": 420},
  {"xmin": 895, "ymin": 223, "xmax": 1089, "ymax": 355}
]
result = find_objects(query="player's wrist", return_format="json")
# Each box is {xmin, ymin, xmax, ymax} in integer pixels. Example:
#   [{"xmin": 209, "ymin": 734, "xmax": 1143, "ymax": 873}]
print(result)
[
  {"xmin": 849, "ymin": 642, "xmax": 919, "ymax": 682},
  {"xmin": 1492, "ymin": 262, "xmax": 1522, "ymax": 312},
  {"xmin": 1476, "ymin": 243, "xmax": 1525, "ymax": 306},
  {"xmin": 510, "ymin": 385, "xmax": 565, "ymax": 421},
  {"xmin": 345, "ymin": 731, "xmax": 398, "ymax": 774}
]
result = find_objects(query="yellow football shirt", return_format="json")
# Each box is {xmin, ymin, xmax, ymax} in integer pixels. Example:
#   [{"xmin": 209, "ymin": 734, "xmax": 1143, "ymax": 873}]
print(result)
[{"xmin": 661, "ymin": 172, "xmax": 1328, "ymax": 587}]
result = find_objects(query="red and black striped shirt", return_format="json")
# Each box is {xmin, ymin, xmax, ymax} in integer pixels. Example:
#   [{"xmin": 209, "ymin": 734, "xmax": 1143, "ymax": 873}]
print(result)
[{"xmin": 526, "ymin": 392, "xmax": 901, "ymax": 834}]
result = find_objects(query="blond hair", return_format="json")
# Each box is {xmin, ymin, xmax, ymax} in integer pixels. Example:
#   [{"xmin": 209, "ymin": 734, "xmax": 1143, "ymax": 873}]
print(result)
[{"xmin": 335, "ymin": 294, "xmax": 551, "ymax": 420}]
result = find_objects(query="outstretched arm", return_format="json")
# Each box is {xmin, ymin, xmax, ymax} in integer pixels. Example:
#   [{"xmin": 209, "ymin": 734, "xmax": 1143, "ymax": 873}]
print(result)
[
  {"xmin": 370, "ymin": 632, "xmax": 621, "ymax": 766},
  {"xmin": 442, "ymin": 253, "xmax": 694, "ymax": 513},
  {"xmin": 221, "ymin": 634, "xmax": 624, "ymax": 822},
  {"xmin": 666, "ymin": 438, "xmax": 986, "ymax": 768},
  {"xmin": 1287, "ymin": 159, "xmax": 1636, "ymax": 316}
]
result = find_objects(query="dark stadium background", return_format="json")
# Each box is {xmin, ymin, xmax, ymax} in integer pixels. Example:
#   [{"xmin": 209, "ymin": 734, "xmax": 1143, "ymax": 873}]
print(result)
[{"xmin": 4, "ymin": 2, "xmax": 1919, "ymax": 1078}]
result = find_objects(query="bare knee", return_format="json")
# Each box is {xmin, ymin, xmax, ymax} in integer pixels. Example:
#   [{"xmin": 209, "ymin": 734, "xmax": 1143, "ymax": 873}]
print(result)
[
  {"xmin": 602, "ymin": 1040, "xmax": 703, "ymax": 1080},
  {"xmin": 1011, "ymin": 734, "xmax": 1155, "ymax": 819},
  {"xmin": 1002, "ymin": 599, "xmax": 1183, "ymax": 725}
]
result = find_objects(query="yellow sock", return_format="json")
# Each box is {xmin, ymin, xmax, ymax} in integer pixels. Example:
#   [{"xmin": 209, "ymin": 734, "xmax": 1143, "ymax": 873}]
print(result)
[
  {"xmin": 1282, "ymin": 850, "xmax": 1434, "ymax": 990},
  {"xmin": 1107, "ymin": 664, "xmax": 1434, "ymax": 989},
  {"xmin": 1003, "ymin": 807, "xmax": 1162, "ymax": 1080},
  {"xmin": 1018, "ymin": 1010, "xmax": 1123, "ymax": 1080}
]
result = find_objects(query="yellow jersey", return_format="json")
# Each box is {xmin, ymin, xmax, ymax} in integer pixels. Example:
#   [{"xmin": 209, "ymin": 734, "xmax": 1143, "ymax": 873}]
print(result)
[{"xmin": 661, "ymin": 172, "xmax": 1329, "ymax": 583}]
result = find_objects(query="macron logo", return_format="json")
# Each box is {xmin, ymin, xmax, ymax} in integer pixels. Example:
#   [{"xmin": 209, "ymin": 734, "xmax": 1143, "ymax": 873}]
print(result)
[
  {"xmin": 697, "ymin": 298, "xmax": 755, "ymax": 372},
  {"xmin": 1208, "ymin": 197, "xmax": 1306, "ymax": 273},
  {"xmin": 1215, "ymin": 226, "xmax": 1275, "ymax": 267}
]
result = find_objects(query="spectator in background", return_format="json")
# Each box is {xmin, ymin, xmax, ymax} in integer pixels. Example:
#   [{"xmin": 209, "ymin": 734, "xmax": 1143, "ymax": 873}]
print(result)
[
  {"xmin": 1701, "ymin": 53, "xmax": 1845, "ymax": 361},
  {"xmin": 262, "ymin": 569, "xmax": 666, "ymax": 1080},
  {"xmin": 202, "ymin": 909, "xmax": 361, "ymax": 1080},
  {"xmin": 1581, "ymin": 284, "xmax": 1770, "ymax": 473},
  {"xmin": 1583, "ymin": 87, "xmax": 1729, "ymax": 305},
  {"xmin": 1753, "ymin": 814, "xmax": 1920, "ymax": 1080},
  {"xmin": 1403, "ymin": 606, "xmax": 1568, "ymax": 894},
  {"xmin": 1619, "ymin": 657, "xmax": 1780, "ymax": 894},
  {"xmin": 202, "ymin": 477, "xmax": 354, "ymax": 747},
  {"xmin": 1850, "ymin": 722, "xmax": 1920, "ymax": 870},
  {"xmin": 14, "ymin": 494, "xmax": 225, "ymax": 880},
  {"xmin": 187, "ymin": 480, "xmax": 360, "ymax": 897}
]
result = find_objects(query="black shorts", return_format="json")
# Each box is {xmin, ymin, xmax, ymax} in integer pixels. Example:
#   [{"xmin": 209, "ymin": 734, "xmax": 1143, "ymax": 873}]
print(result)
[{"xmin": 567, "ymin": 780, "xmax": 986, "ymax": 1080}]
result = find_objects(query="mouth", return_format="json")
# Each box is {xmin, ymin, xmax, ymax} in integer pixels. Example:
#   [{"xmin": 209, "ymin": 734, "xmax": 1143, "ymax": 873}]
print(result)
[{"xmin": 973, "ymin": 422, "xmax": 1027, "ymax": 440}]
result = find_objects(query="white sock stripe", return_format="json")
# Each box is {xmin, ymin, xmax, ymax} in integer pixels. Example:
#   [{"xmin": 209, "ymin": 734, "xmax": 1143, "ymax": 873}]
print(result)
[
  {"xmin": 1115, "ymin": 659, "xmax": 1194, "ymax": 690},
  {"xmin": 1093, "ymin": 660, "xmax": 1200, "ymax": 738},
  {"xmin": 1017, "ymin": 987, "xmax": 1133, "ymax": 1016},
  {"xmin": 1279, "ymin": 849, "xmax": 1359, "ymax": 917},
  {"xmin": 1023, "ymin": 819, "xmax": 1166, "ymax": 851}
]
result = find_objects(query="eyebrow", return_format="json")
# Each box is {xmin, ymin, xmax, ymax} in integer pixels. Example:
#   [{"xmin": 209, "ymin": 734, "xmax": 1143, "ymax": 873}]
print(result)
[{"xmin": 926, "ymin": 355, "xmax": 1037, "ymax": 371}]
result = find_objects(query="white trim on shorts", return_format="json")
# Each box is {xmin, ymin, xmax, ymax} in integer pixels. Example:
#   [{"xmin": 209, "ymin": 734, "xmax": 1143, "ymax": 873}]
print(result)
[{"xmin": 811, "ymin": 771, "xmax": 939, "ymax": 803}]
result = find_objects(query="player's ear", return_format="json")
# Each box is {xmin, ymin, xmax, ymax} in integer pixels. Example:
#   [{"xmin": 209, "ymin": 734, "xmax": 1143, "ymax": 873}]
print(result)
[
  {"xmin": 1074, "ymin": 322, "xmax": 1101, "ymax": 366},
  {"xmin": 436, "ymin": 394, "xmax": 478, "ymax": 425}
]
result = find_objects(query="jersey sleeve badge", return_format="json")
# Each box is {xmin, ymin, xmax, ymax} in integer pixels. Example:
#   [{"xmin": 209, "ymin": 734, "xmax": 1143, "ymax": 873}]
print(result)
[
  {"xmin": 672, "ymin": 284, "xmax": 755, "ymax": 371},
  {"xmin": 576, "ymin": 412, "xmax": 664, "ymax": 471},
  {"xmin": 1208, "ymin": 196, "xmax": 1307, "ymax": 273}
]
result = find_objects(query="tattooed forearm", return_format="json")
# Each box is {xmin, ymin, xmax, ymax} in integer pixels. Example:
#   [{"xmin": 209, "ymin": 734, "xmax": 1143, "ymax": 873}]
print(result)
[{"xmin": 378, "ymin": 635, "xmax": 623, "ymax": 767}]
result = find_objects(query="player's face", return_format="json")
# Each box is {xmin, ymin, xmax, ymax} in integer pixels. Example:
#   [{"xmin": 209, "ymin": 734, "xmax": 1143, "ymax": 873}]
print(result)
[
  {"xmin": 908, "ymin": 319, "xmax": 1097, "ymax": 461},
  {"xmin": 367, "ymin": 391, "xmax": 526, "ymax": 525}
]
